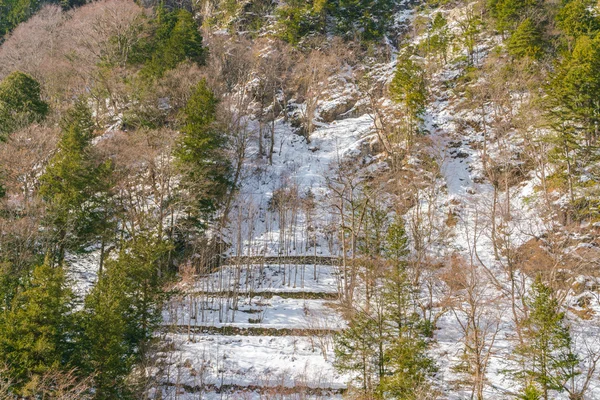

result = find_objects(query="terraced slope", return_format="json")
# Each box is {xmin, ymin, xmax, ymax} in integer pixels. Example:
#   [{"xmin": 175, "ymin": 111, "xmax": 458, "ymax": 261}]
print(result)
[{"xmin": 159, "ymin": 261, "xmax": 348, "ymax": 399}]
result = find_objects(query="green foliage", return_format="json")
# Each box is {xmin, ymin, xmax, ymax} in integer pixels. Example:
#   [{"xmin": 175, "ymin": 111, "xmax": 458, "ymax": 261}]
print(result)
[
  {"xmin": 507, "ymin": 18, "xmax": 544, "ymax": 59},
  {"xmin": 544, "ymin": 30, "xmax": 600, "ymax": 213},
  {"xmin": 390, "ymin": 52, "xmax": 427, "ymax": 121},
  {"xmin": 0, "ymin": 263, "xmax": 75, "ymax": 394},
  {"xmin": 424, "ymin": 12, "xmax": 452, "ymax": 63},
  {"xmin": 334, "ymin": 220, "xmax": 435, "ymax": 397},
  {"xmin": 0, "ymin": 0, "xmax": 42, "ymax": 38},
  {"xmin": 549, "ymin": 33, "xmax": 600, "ymax": 148},
  {"xmin": 174, "ymin": 79, "xmax": 231, "ymax": 226},
  {"xmin": 330, "ymin": 0, "xmax": 394, "ymax": 41},
  {"xmin": 135, "ymin": 6, "xmax": 206, "ymax": 78},
  {"xmin": 275, "ymin": 0, "xmax": 325, "ymax": 45},
  {"xmin": 380, "ymin": 334, "xmax": 437, "ymax": 399},
  {"xmin": 390, "ymin": 49, "xmax": 428, "ymax": 149},
  {"xmin": 556, "ymin": 0, "xmax": 600, "ymax": 43},
  {"xmin": 80, "ymin": 237, "xmax": 171, "ymax": 399},
  {"xmin": 274, "ymin": 0, "xmax": 394, "ymax": 44},
  {"xmin": 334, "ymin": 306, "xmax": 387, "ymax": 393},
  {"xmin": 0, "ymin": 0, "xmax": 86, "ymax": 39},
  {"xmin": 385, "ymin": 217, "xmax": 409, "ymax": 266},
  {"xmin": 516, "ymin": 277, "xmax": 579, "ymax": 399},
  {"xmin": 0, "ymin": 71, "xmax": 48, "ymax": 139},
  {"xmin": 488, "ymin": 0, "xmax": 541, "ymax": 34},
  {"xmin": 39, "ymin": 101, "xmax": 113, "ymax": 265},
  {"xmin": 521, "ymin": 383, "xmax": 543, "ymax": 400}
]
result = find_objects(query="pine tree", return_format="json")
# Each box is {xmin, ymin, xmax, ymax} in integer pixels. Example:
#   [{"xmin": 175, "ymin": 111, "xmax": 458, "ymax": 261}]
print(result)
[
  {"xmin": 516, "ymin": 277, "xmax": 579, "ymax": 400},
  {"xmin": 0, "ymin": 263, "xmax": 75, "ymax": 394},
  {"xmin": 80, "ymin": 236, "xmax": 171, "ymax": 399},
  {"xmin": 275, "ymin": 0, "xmax": 325, "ymax": 45},
  {"xmin": 489, "ymin": 0, "xmax": 541, "ymax": 35},
  {"xmin": 551, "ymin": 34, "xmax": 600, "ymax": 146},
  {"xmin": 507, "ymin": 18, "xmax": 544, "ymax": 59},
  {"xmin": 556, "ymin": 0, "xmax": 600, "ymax": 46},
  {"xmin": 428, "ymin": 12, "xmax": 452, "ymax": 64},
  {"xmin": 140, "ymin": 7, "xmax": 206, "ymax": 78},
  {"xmin": 380, "ymin": 334, "xmax": 436, "ymax": 399},
  {"xmin": 390, "ymin": 50, "xmax": 427, "ymax": 149},
  {"xmin": 380, "ymin": 219, "xmax": 435, "ymax": 398},
  {"xmin": 80, "ymin": 257, "xmax": 133, "ymax": 400},
  {"xmin": 521, "ymin": 383, "xmax": 543, "ymax": 400},
  {"xmin": 334, "ymin": 219, "xmax": 435, "ymax": 398},
  {"xmin": 545, "ymin": 33, "xmax": 600, "ymax": 210},
  {"xmin": 39, "ymin": 101, "xmax": 113, "ymax": 266},
  {"xmin": 334, "ymin": 306, "xmax": 386, "ymax": 395},
  {"xmin": 331, "ymin": 0, "xmax": 395, "ymax": 41},
  {"xmin": 0, "ymin": 71, "xmax": 48, "ymax": 139},
  {"xmin": 174, "ymin": 79, "xmax": 231, "ymax": 230}
]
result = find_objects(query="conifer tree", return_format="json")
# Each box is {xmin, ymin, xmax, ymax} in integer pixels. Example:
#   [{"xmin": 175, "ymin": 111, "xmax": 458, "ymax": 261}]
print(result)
[
  {"xmin": 550, "ymin": 34, "xmax": 600, "ymax": 146},
  {"xmin": 140, "ymin": 7, "xmax": 206, "ymax": 78},
  {"xmin": 334, "ymin": 305, "xmax": 386, "ymax": 394},
  {"xmin": 488, "ymin": 0, "xmax": 541, "ymax": 35},
  {"xmin": 174, "ymin": 79, "xmax": 231, "ymax": 231},
  {"xmin": 507, "ymin": 18, "xmax": 544, "ymax": 59},
  {"xmin": 39, "ymin": 102, "xmax": 112, "ymax": 266},
  {"xmin": 545, "ymin": 33, "xmax": 600, "ymax": 210},
  {"xmin": 428, "ymin": 12, "xmax": 452, "ymax": 63},
  {"xmin": 334, "ymin": 218, "xmax": 435, "ymax": 398},
  {"xmin": 516, "ymin": 277, "xmax": 579, "ymax": 400},
  {"xmin": 390, "ymin": 51, "xmax": 427, "ymax": 149},
  {"xmin": 0, "ymin": 71, "xmax": 48, "ymax": 139},
  {"xmin": 556, "ymin": 0, "xmax": 600, "ymax": 46},
  {"xmin": 275, "ymin": 0, "xmax": 325, "ymax": 45},
  {"xmin": 0, "ymin": 263, "xmax": 75, "ymax": 394},
  {"xmin": 380, "ymin": 219, "xmax": 435, "ymax": 398},
  {"xmin": 331, "ymin": 0, "xmax": 394, "ymax": 41},
  {"xmin": 80, "ymin": 236, "xmax": 171, "ymax": 399}
]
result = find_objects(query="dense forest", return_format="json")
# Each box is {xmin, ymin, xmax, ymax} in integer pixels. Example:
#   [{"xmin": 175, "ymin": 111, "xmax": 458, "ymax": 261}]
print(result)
[{"xmin": 0, "ymin": 0, "xmax": 599, "ymax": 399}]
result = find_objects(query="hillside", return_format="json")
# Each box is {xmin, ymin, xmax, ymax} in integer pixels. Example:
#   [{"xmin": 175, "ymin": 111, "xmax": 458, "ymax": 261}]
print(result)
[{"xmin": 1, "ymin": 0, "xmax": 600, "ymax": 399}]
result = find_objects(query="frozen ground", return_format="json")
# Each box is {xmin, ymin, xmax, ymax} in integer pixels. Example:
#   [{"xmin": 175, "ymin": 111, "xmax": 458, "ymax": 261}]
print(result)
[
  {"xmin": 157, "ymin": 106, "xmax": 376, "ymax": 396},
  {"xmin": 179, "ymin": 264, "xmax": 341, "ymax": 294},
  {"xmin": 164, "ymin": 294, "xmax": 344, "ymax": 330},
  {"xmin": 224, "ymin": 115, "xmax": 376, "ymax": 258},
  {"xmin": 159, "ymin": 334, "xmax": 345, "ymax": 389}
]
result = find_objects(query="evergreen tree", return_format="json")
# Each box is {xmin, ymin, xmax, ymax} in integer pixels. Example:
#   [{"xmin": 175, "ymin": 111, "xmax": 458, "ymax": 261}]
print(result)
[
  {"xmin": 551, "ymin": 34, "xmax": 600, "ymax": 145},
  {"xmin": 334, "ymin": 219, "xmax": 435, "ymax": 398},
  {"xmin": 275, "ymin": 0, "xmax": 325, "ymax": 45},
  {"xmin": 556, "ymin": 0, "xmax": 600, "ymax": 46},
  {"xmin": 0, "ymin": 263, "xmax": 75, "ymax": 394},
  {"xmin": 390, "ymin": 50, "xmax": 427, "ymax": 149},
  {"xmin": 488, "ymin": 0, "xmax": 541, "ymax": 34},
  {"xmin": 546, "ymin": 31, "xmax": 600, "ymax": 205},
  {"xmin": 380, "ymin": 219, "xmax": 435, "ymax": 398},
  {"xmin": 0, "ymin": 71, "xmax": 48, "ymax": 139},
  {"xmin": 0, "ymin": 0, "xmax": 41, "ymax": 38},
  {"xmin": 428, "ymin": 12, "xmax": 452, "ymax": 63},
  {"xmin": 516, "ymin": 277, "xmax": 579, "ymax": 400},
  {"xmin": 39, "ymin": 101, "xmax": 113, "ymax": 266},
  {"xmin": 80, "ymin": 236, "xmax": 171, "ymax": 399},
  {"xmin": 390, "ymin": 52, "xmax": 427, "ymax": 123},
  {"xmin": 139, "ymin": 7, "xmax": 206, "ymax": 78},
  {"xmin": 334, "ymin": 305, "xmax": 387, "ymax": 395},
  {"xmin": 80, "ymin": 257, "xmax": 133, "ymax": 399},
  {"xmin": 174, "ymin": 79, "xmax": 231, "ymax": 230},
  {"xmin": 331, "ymin": 0, "xmax": 394, "ymax": 41},
  {"xmin": 507, "ymin": 18, "xmax": 544, "ymax": 59},
  {"xmin": 380, "ymin": 334, "xmax": 436, "ymax": 399}
]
